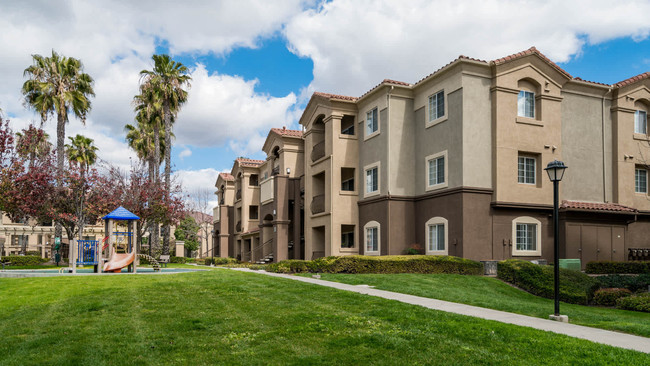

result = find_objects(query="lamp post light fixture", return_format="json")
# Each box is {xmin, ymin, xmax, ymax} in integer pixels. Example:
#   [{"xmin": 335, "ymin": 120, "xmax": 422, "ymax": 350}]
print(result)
[{"xmin": 544, "ymin": 159, "xmax": 568, "ymax": 321}]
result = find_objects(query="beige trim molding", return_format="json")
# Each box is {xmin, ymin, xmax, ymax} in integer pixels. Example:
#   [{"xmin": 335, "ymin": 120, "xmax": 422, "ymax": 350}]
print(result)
[
  {"xmin": 425, "ymin": 216, "xmax": 448, "ymax": 255},
  {"xmin": 512, "ymin": 216, "xmax": 542, "ymax": 257}
]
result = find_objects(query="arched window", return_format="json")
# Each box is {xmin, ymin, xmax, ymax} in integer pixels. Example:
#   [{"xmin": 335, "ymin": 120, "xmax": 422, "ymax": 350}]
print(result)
[
  {"xmin": 517, "ymin": 79, "xmax": 540, "ymax": 119},
  {"xmin": 512, "ymin": 216, "xmax": 542, "ymax": 256},
  {"xmin": 364, "ymin": 221, "xmax": 380, "ymax": 255},
  {"xmin": 425, "ymin": 217, "xmax": 448, "ymax": 255}
]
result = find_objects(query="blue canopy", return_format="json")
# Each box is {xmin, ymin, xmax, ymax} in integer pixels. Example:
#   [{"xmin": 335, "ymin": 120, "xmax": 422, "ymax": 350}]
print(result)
[{"xmin": 102, "ymin": 206, "xmax": 140, "ymax": 220}]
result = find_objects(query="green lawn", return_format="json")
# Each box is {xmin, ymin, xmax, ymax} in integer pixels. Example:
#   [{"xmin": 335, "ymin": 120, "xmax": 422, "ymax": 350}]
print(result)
[
  {"xmin": 307, "ymin": 273, "xmax": 650, "ymax": 337},
  {"xmin": 0, "ymin": 270, "xmax": 648, "ymax": 365}
]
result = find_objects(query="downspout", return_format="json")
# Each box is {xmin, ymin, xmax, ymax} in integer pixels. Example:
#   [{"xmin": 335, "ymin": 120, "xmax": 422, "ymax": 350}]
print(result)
[
  {"xmin": 387, "ymin": 86, "xmax": 393, "ymax": 255},
  {"xmin": 602, "ymin": 88, "xmax": 612, "ymax": 203}
]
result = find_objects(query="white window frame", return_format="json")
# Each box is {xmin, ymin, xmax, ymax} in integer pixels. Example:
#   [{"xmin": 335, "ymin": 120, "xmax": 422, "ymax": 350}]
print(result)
[
  {"xmin": 427, "ymin": 90, "xmax": 446, "ymax": 127},
  {"xmin": 518, "ymin": 90, "xmax": 535, "ymax": 118},
  {"xmin": 518, "ymin": 155, "xmax": 536, "ymax": 185},
  {"xmin": 425, "ymin": 150, "xmax": 448, "ymax": 191},
  {"xmin": 365, "ymin": 107, "xmax": 379, "ymax": 140},
  {"xmin": 635, "ymin": 110, "xmax": 647, "ymax": 135},
  {"xmin": 635, "ymin": 168, "xmax": 648, "ymax": 194},
  {"xmin": 364, "ymin": 221, "xmax": 380, "ymax": 255},
  {"xmin": 512, "ymin": 216, "xmax": 542, "ymax": 256},
  {"xmin": 364, "ymin": 161, "xmax": 380, "ymax": 198},
  {"xmin": 425, "ymin": 217, "xmax": 448, "ymax": 255}
]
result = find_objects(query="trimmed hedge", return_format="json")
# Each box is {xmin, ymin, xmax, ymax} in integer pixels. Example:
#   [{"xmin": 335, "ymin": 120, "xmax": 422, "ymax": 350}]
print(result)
[
  {"xmin": 497, "ymin": 259, "xmax": 599, "ymax": 305},
  {"xmin": 586, "ymin": 261, "xmax": 650, "ymax": 274},
  {"xmin": 596, "ymin": 274, "xmax": 650, "ymax": 292},
  {"xmin": 0, "ymin": 255, "xmax": 47, "ymax": 266},
  {"xmin": 266, "ymin": 255, "xmax": 483, "ymax": 275},
  {"xmin": 593, "ymin": 288, "xmax": 632, "ymax": 306},
  {"xmin": 616, "ymin": 293, "xmax": 650, "ymax": 313},
  {"xmin": 170, "ymin": 256, "xmax": 187, "ymax": 264},
  {"xmin": 205, "ymin": 257, "xmax": 239, "ymax": 266}
]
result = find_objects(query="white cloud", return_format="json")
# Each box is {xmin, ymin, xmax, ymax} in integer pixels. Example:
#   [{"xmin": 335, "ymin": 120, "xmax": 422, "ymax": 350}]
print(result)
[
  {"xmin": 284, "ymin": 0, "xmax": 650, "ymax": 97},
  {"xmin": 179, "ymin": 147, "xmax": 192, "ymax": 159},
  {"xmin": 175, "ymin": 65, "xmax": 296, "ymax": 154},
  {"xmin": 174, "ymin": 168, "xmax": 221, "ymax": 211}
]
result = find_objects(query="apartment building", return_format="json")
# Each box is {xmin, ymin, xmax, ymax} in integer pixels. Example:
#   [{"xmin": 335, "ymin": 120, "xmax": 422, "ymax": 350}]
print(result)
[{"xmin": 213, "ymin": 47, "xmax": 650, "ymax": 266}]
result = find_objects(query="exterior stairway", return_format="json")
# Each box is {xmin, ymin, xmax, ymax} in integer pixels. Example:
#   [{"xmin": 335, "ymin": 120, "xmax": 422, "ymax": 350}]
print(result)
[
  {"xmin": 137, "ymin": 254, "xmax": 161, "ymax": 271},
  {"xmin": 255, "ymin": 253, "xmax": 274, "ymax": 264}
]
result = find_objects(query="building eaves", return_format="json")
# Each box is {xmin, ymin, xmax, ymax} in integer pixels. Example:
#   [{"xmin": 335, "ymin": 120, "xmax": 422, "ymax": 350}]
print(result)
[
  {"xmin": 561, "ymin": 200, "xmax": 637, "ymax": 213},
  {"xmin": 270, "ymin": 127, "xmax": 303, "ymax": 138},
  {"xmin": 357, "ymin": 79, "xmax": 412, "ymax": 100},
  {"xmin": 219, "ymin": 172, "xmax": 234, "ymax": 181},
  {"xmin": 236, "ymin": 157, "xmax": 265, "ymax": 168},
  {"xmin": 413, "ymin": 55, "xmax": 488, "ymax": 87},
  {"xmin": 614, "ymin": 72, "xmax": 650, "ymax": 88},
  {"xmin": 312, "ymin": 91, "xmax": 358, "ymax": 102},
  {"xmin": 491, "ymin": 46, "xmax": 572, "ymax": 80}
]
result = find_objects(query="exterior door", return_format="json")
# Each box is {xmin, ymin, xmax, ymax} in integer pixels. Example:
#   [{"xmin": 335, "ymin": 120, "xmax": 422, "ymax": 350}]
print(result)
[
  {"xmin": 597, "ymin": 226, "xmax": 612, "ymax": 261},
  {"xmin": 612, "ymin": 227, "xmax": 625, "ymax": 261}
]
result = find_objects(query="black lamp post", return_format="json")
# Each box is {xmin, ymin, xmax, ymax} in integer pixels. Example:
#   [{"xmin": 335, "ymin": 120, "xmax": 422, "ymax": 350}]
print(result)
[{"xmin": 544, "ymin": 160, "xmax": 567, "ymax": 317}]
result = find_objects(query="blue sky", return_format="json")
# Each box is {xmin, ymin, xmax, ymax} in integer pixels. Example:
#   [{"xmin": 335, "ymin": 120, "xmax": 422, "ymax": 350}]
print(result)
[{"xmin": 2, "ymin": 0, "xmax": 650, "ymax": 209}]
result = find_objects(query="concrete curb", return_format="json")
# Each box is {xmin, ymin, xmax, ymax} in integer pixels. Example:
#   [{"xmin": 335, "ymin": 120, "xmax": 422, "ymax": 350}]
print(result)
[{"xmin": 230, "ymin": 268, "xmax": 650, "ymax": 354}]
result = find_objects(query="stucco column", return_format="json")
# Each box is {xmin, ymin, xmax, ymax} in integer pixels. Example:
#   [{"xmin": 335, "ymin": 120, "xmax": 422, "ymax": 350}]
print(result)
[
  {"xmin": 219, "ymin": 234, "xmax": 229, "ymax": 257},
  {"xmin": 273, "ymin": 220, "xmax": 290, "ymax": 262}
]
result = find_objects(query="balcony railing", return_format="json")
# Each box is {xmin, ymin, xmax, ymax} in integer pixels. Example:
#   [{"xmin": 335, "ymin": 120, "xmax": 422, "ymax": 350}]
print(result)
[
  {"xmin": 235, "ymin": 189, "xmax": 241, "ymax": 200},
  {"xmin": 271, "ymin": 166, "xmax": 280, "ymax": 176},
  {"xmin": 235, "ymin": 221, "xmax": 241, "ymax": 233},
  {"xmin": 310, "ymin": 194, "xmax": 325, "ymax": 214},
  {"xmin": 311, "ymin": 141, "xmax": 325, "ymax": 162}
]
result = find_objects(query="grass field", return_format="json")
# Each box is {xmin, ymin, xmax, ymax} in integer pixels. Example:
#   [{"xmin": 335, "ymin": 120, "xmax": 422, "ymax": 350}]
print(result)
[
  {"xmin": 309, "ymin": 273, "xmax": 650, "ymax": 337},
  {"xmin": 1, "ymin": 270, "xmax": 648, "ymax": 365}
]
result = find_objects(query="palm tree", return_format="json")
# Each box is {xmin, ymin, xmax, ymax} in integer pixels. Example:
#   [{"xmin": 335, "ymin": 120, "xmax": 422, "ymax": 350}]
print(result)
[
  {"xmin": 65, "ymin": 134, "xmax": 98, "ymax": 172},
  {"xmin": 139, "ymin": 54, "xmax": 191, "ymax": 254},
  {"xmin": 22, "ymin": 50, "xmax": 95, "ymax": 242}
]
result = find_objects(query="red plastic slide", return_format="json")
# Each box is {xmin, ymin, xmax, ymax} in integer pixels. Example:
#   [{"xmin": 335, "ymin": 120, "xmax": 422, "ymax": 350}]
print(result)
[{"xmin": 103, "ymin": 246, "xmax": 135, "ymax": 273}]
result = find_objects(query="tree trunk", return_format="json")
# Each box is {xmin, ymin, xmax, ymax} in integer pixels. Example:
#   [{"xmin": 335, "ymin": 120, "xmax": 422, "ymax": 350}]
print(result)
[
  {"xmin": 55, "ymin": 111, "xmax": 65, "ymax": 243},
  {"xmin": 162, "ymin": 101, "xmax": 172, "ymax": 255},
  {"xmin": 147, "ymin": 157, "xmax": 159, "ymax": 254}
]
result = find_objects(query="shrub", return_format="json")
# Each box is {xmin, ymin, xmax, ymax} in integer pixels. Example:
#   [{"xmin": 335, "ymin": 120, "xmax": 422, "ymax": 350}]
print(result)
[
  {"xmin": 26, "ymin": 251, "xmax": 41, "ymax": 256},
  {"xmin": 497, "ymin": 259, "xmax": 599, "ymax": 305},
  {"xmin": 596, "ymin": 274, "xmax": 650, "ymax": 292},
  {"xmin": 207, "ymin": 257, "xmax": 239, "ymax": 266},
  {"xmin": 616, "ymin": 293, "xmax": 650, "ymax": 313},
  {"xmin": 169, "ymin": 256, "xmax": 187, "ymax": 264},
  {"xmin": 0, "ymin": 255, "xmax": 48, "ymax": 266},
  {"xmin": 593, "ymin": 288, "xmax": 632, "ymax": 306},
  {"xmin": 185, "ymin": 258, "xmax": 196, "ymax": 263},
  {"xmin": 586, "ymin": 261, "xmax": 650, "ymax": 274},
  {"xmin": 194, "ymin": 258, "xmax": 206, "ymax": 265},
  {"xmin": 266, "ymin": 255, "xmax": 483, "ymax": 275}
]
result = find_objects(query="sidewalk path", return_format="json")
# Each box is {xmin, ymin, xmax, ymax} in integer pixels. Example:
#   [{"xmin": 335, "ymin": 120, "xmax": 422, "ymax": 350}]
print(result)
[{"xmin": 231, "ymin": 268, "xmax": 650, "ymax": 354}]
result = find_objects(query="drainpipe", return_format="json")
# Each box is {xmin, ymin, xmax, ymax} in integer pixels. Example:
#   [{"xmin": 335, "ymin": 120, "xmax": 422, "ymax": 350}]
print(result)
[{"xmin": 602, "ymin": 88, "xmax": 612, "ymax": 203}]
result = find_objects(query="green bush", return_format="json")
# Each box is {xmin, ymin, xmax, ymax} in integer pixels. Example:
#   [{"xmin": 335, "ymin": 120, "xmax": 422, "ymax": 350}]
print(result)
[
  {"xmin": 497, "ymin": 259, "xmax": 599, "ymax": 305},
  {"xmin": 194, "ymin": 258, "xmax": 206, "ymax": 265},
  {"xmin": 0, "ymin": 255, "xmax": 48, "ymax": 266},
  {"xmin": 185, "ymin": 258, "xmax": 196, "ymax": 263},
  {"xmin": 206, "ymin": 257, "xmax": 238, "ymax": 266},
  {"xmin": 169, "ymin": 256, "xmax": 187, "ymax": 264},
  {"xmin": 26, "ymin": 251, "xmax": 41, "ymax": 256},
  {"xmin": 586, "ymin": 261, "xmax": 650, "ymax": 274},
  {"xmin": 266, "ymin": 255, "xmax": 483, "ymax": 275},
  {"xmin": 593, "ymin": 288, "xmax": 632, "ymax": 306},
  {"xmin": 596, "ymin": 274, "xmax": 650, "ymax": 292},
  {"xmin": 616, "ymin": 292, "xmax": 650, "ymax": 312}
]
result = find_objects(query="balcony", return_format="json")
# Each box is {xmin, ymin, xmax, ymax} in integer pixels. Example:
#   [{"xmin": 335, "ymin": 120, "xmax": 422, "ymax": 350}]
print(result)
[
  {"xmin": 235, "ymin": 221, "xmax": 242, "ymax": 233},
  {"xmin": 235, "ymin": 189, "xmax": 241, "ymax": 200},
  {"xmin": 260, "ymin": 177, "xmax": 274, "ymax": 204},
  {"xmin": 271, "ymin": 166, "xmax": 280, "ymax": 176},
  {"xmin": 311, "ymin": 141, "xmax": 325, "ymax": 162},
  {"xmin": 310, "ymin": 194, "xmax": 325, "ymax": 214}
]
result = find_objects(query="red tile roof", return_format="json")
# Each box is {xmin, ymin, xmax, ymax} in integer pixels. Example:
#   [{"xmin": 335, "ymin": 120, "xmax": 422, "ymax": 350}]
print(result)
[
  {"xmin": 615, "ymin": 72, "xmax": 650, "ymax": 87},
  {"xmin": 572, "ymin": 77, "xmax": 611, "ymax": 87},
  {"xmin": 219, "ymin": 172, "xmax": 234, "ymax": 181},
  {"xmin": 271, "ymin": 127, "xmax": 303, "ymax": 138},
  {"xmin": 413, "ymin": 55, "xmax": 488, "ymax": 86},
  {"xmin": 358, "ymin": 79, "xmax": 413, "ymax": 99},
  {"xmin": 236, "ymin": 157, "xmax": 265, "ymax": 167},
  {"xmin": 561, "ymin": 200, "xmax": 637, "ymax": 213},
  {"xmin": 313, "ymin": 91, "xmax": 358, "ymax": 102},
  {"xmin": 492, "ymin": 46, "xmax": 572, "ymax": 79}
]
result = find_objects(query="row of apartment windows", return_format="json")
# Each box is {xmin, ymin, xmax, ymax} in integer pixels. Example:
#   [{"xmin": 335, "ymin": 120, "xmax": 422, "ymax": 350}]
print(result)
[{"xmin": 362, "ymin": 216, "xmax": 541, "ymax": 256}]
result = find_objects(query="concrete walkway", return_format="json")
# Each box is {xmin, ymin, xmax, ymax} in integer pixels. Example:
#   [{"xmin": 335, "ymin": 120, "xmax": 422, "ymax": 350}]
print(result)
[{"xmin": 231, "ymin": 268, "xmax": 650, "ymax": 354}]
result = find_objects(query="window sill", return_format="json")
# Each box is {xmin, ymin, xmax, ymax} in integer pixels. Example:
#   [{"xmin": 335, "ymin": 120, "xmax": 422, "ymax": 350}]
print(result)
[
  {"xmin": 516, "ymin": 117, "xmax": 543, "ymax": 127},
  {"xmin": 426, "ymin": 251, "xmax": 448, "ymax": 256},
  {"xmin": 339, "ymin": 134, "xmax": 357, "ymax": 140},
  {"xmin": 633, "ymin": 133, "xmax": 649, "ymax": 141},
  {"xmin": 425, "ymin": 182, "xmax": 448, "ymax": 192},
  {"xmin": 364, "ymin": 191, "xmax": 380, "ymax": 199},
  {"xmin": 425, "ymin": 116, "xmax": 448, "ymax": 129},
  {"xmin": 339, "ymin": 190, "xmax": 358, "ymax": 196},
  {"xmin": 364, "ymin": 131, "xmax": 380, "ymax": 142},
  {"xmin": 340, "ymin": 248, "xmax": 357, "ymax": 252},
  {"xmin": 512, "ymin": 251, "xmax": 542, "ymax": 257},
  {"xmin": 365, "ymin": 251, "xmax": 380, "ymax": 256}
]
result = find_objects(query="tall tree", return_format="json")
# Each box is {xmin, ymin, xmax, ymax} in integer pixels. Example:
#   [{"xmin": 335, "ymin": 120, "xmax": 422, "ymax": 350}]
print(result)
[
  {"xmin": 65, "ymin": 134, "xmax": 98, "ymax": 241},
  {"xmin": 139, "ymin": 54, "xmax": 191, "ymax": 254},
  {"xmin": 22, "ymin": 50, "xmax": 95, "ymax": 241}
]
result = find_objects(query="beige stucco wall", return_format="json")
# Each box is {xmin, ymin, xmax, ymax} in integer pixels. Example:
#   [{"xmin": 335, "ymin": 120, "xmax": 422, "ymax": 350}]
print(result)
[{"xmin": 461, "ymin": 70, "xmax": 493, "ymax": 189}]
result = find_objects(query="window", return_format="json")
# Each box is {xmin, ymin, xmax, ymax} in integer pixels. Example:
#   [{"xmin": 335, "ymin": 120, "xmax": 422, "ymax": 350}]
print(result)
[
  {"xmin": 341, "ymin": 167, "xmax": 355, "ymax": 191},
  {"xmin": 341, "ymin": 225, "xmax": 355, "ymax": 248},
  {"xmin": 518, "ymin": 90, "xmax": 535, "ymax": 118},
  {"xmin": 635, "ymin": 110, "xmax": 647, "ymax": 134},
  {"xmin": 425, "ymin": 217, "xmax": 448, "ymax": 255},
  {"xmin": 366, "ymin": 107, "xmax": 378, "ymax": 136},
  {"xmin": 366, "ymin": 167, "xmax": 378, "ymax": 194},
  {"xmin": 636, "ymin": 168, "xmax": 647, "ymax": 194},
  {"xmin": 249, "ymin": 174, "xmax": 259, "ymax": 186},
  {"xmin": 249, "ymin": 205, "xmax": 259, "ymax": 220},
  {"xmin": 341, "ymin": 115, "xmax": 355, "ymax": 135},
  {"xmin": 428, "ymin": 90, "xmax": 445, "ymax": 121},
  {"xmin": 518, "ymin": 156, "xmax": 536, "ymax": 184},
  {"xmin": 428, "ymin": 156, "xmax": 445, "ymax": 186},
  {"xmin": 512, "ymin": 217, "xmax": 542, "ymax": 256},
  {"xmin": 364, "ymin": 221, "xmax": 380, "ymax": 254}
]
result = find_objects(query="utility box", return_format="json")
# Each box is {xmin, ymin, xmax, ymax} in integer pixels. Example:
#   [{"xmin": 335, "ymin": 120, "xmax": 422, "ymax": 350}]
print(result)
[{"xmin": 559, "ymin": 258, "xmax": 581, "ymax": 271}]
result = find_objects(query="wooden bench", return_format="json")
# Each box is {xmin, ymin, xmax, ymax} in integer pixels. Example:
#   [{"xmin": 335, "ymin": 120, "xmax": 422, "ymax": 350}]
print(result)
[{"xmin": 159, "ymin": 255, "xmax": 170, "ymax": 268}]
